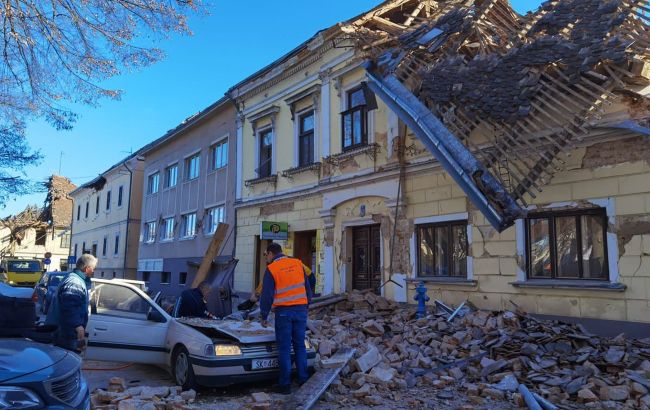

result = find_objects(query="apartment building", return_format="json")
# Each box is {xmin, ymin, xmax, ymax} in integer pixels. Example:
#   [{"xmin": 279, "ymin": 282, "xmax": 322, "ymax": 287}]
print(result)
[
  {"xmin": 69, "ymin": 157, "xmax": 144, "ymax": 279},
  {"xmin": 136, "ymin": 97, "xmax": 237, "ymax": 297},
  {"xmin": 229, "ymin": 0, "xmax": 650, "ymax": 331}
]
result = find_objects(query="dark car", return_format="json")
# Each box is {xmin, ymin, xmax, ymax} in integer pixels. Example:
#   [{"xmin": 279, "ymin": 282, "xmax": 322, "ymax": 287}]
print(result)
[
  {"xmin": 0, "ymin": 339, "xmax": 90, "ymax": 409},
  {"xmin": 34, "ymin": 271, "xmax": 66, "ymax": 313}
]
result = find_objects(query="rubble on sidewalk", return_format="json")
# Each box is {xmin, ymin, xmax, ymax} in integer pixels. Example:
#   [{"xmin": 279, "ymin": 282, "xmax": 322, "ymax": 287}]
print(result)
[
  {"xmin": 309, "ymin": 290, "xmax": 650, "ymax": 409},
  {"xmin": 90, "ymin": 378, "xmax": 194, "ymax": 410}
]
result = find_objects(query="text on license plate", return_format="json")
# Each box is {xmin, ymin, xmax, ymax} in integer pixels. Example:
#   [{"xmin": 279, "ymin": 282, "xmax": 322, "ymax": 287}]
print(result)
[{"xmin": 252, "ymin": 359, "xmax": 279, "ymax": 370}]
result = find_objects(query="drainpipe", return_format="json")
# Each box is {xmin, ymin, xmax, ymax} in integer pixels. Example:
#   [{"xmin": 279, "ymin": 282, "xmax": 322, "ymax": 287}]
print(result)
[{"xmin": 122, "ymin": 158, "xmax": 144, "ymax": 279}]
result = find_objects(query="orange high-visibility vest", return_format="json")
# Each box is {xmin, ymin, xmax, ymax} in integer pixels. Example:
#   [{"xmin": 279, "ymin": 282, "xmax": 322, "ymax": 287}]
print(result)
[{"xmin": 268, "ymin": 256, "xmax": 308, "ymax": 307}]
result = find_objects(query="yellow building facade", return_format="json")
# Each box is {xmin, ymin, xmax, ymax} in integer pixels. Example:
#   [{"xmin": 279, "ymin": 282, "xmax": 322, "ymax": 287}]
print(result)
[{"xmin": 229, "ymin": 1, "xmax": 650, "ymax": 328}]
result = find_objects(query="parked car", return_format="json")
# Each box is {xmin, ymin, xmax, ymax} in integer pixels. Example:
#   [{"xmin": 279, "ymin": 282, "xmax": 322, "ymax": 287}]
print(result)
[
  {"xmin": 86, "ymin": 279, "xmax": 316, "ymax": 390},
  {"xmin": 0, "ymin": 339, "xmax": 90, "ymax": 409},
  {"xmin": 2, "ymin": 259, "xmax": 43, "ymax": 287},
  {"xmin": 34, "ymin": 271, "xmax": 67, "ymax": 313},
  {"xmin": 0, "ymin": 281, "xmax": 35, "ymax": 301}
]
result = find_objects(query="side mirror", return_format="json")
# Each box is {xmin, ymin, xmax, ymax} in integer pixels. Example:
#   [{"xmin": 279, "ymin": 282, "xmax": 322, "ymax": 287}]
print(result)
[{"xmin": 147, "ymin": 309, "xmax": 166, "ymax": 323}]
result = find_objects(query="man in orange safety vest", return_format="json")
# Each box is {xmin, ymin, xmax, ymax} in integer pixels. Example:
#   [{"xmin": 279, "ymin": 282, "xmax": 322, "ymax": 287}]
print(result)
[{"xmin": 259, "ymin": 242, "xmax": 312, "ymax": 394}]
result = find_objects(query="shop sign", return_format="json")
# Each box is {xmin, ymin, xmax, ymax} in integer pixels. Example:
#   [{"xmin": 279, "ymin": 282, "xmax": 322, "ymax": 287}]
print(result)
[{"xmin": 260, "ymin": 221, "xmax": 288, "ymax": 240}]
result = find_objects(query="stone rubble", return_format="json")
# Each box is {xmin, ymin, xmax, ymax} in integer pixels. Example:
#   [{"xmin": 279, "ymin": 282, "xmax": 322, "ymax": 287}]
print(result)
[
  {"xmin": 308, "ymin": 290, "xmax": 650, "ymax": 410},
  {"xmin": 90, "ymin": 378, "xmax": 194, "ymax": 410}
]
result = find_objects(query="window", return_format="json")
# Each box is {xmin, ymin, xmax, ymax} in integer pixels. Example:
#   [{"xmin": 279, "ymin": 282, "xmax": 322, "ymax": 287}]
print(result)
[
  {"xmin": 162, "ymin": 217, "xmax": 175, "ymax": 240},
  {"xmin": 258, "ymin": 128, "xmax": 273, "ymax": 178},
  {"xmin": 35, "ymin": 229, "xmax": 47, "ymax": 246},
  {"xmin": 526, "ymin": 208, "xmax": 608, "ymax": 280},
  {"xmin": 91, "ymin": 243, "xmax": 98, "ymax": 257},
  {"xmin": 161, "ymin": 272, "xmax": 171, "ymax": 284},
  {"xmin": 85, "ymin": 202, "xmax": 89, "ymax": 218},
  {"xmin": 298, "ymin": 111, "xmax": 315, "ymax": 167},
  {"xmin": 205, "ymin": 206, "xmax": 225, "ymax": 234},
  {"xmin": 142, "ymin": 271, "xmax": 150, "ymax": 282},
  {"xmin": 165, "ymin": 164, "xmax": 178, "ymax": 188},
  {"xmin": 342, "ymin": 87, "xmax": 368, "ymax": 150},
  {"xmin": 179, "ymin": 272, "xmax": 187, "ymax": 285},
  {"xmin": 82, "ymin": 241, "xmax": 86, "ymax": 254},
  {"xmin": 148, "ymin": 173, "xmax": 160, "ymax": 194},
  {"xmin": 106, "ymin": 191, "xmax": 111, "ymax": 211},
  {"xmin": 112, "ymin": 272, "xmax": 116, "ymax": 278},
  {"xmin": 114, "ymin": 235, "xmax": 120, "ymax": 255},
  {"xmin": 60, "ymin": 232, "xmax": 70, "ymax": 248},
  {"xmin": 181, "ymin": 213, "xmax": 197, "ymax": 238},
  {"xmin": 117, "ymin": 186, "xmax": 124, "ymax": 207},
  {"xmin": 211, "ymin": 140, "xmax": 228, "ymax": 170},
  {"xmin": 96, "ymin": 195, "xmax": 100, "ymax": 214},
  {"xmin": 76, "ymin": 205, "xmax": 81, "ymax": 221},
  {"xmin": 102, "ymin": 237, "xmax": 107, "ymax": 256},
  {"xmin": 417, "ymin": 221, "xmax": 468, "ymax": 277},
  {"xmin": 145, "ymin": 222, "xmax": 156, "ymax": 243},
  {"xmin": 74, "ymin": 244, "xmax": 78, "ymax": 257},
  {"xmin": 91, "ymin": 283, "xmax": 150, "ymax": 320},
  {"xmin": 186, "ymin": 154, "xmax": 200, "ymax": 180}
]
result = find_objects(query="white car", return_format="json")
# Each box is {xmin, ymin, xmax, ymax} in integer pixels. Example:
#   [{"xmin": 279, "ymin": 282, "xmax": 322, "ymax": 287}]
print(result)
[{"xmin": 85, "ymin": 279, "xmax": 315, "ymax": 389}]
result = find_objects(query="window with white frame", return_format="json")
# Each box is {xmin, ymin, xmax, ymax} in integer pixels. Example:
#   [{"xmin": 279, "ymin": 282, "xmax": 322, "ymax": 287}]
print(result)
[
  {"xmin": 165, "ymin": 164, "xmax": 178, "ymax": 188},
  {"xmin": 298, "ymin": 111, "xmax": 315, "ymax": 167},
  {"xmin": 525, "ymin": 208, "xmax": 608, "ymax": 280},
  {"xmin": 417, "ymin": 220, "xmax": 468, "ymax": 277},
  {"xmin": 205, "ymin": 206, "xmax": 225, "ymax": 234},
  {"xmin": 211, "ymin": 140, "xmax": 228, "ymax": 170},
  {"xmin": 181, "ymin": 213, "xmax": 197, "ymax": 238},
  {"xmin": 185, "ymin": 153, "xmax": 200, "ymax": 180},
  {"xmin": 145, "ymin": 221, "xmax": 157, "ymax": 243},
  {"xmin": 258, "ymin": 128, "xmax": 273, "ymax": 178},
  {"xmin": 162, "ymin": 217, "xmax": 174, "ymax": 240},
  {"xmin": 147, "ymin": 173, "xmax": 160, "ymax": 194}
]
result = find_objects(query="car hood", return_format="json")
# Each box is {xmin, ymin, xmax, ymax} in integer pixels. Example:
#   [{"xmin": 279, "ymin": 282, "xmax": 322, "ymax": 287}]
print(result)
[
  {"xmin": 177, "ymin": 318, "xmax": 276, "ymax": 343},
  {"xmin": 0, "ymin": 339, "xmax": 68, "ymax": 383},
  {"xmin": 0, "ymin": 283, "xmax": 33, "ymax": 299}
]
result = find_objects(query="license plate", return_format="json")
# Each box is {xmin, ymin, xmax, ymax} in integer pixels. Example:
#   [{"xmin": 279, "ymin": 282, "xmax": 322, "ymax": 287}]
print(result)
[{"xmin": 252, "ymin": 358, "xmax": 279, "ymax": 370}]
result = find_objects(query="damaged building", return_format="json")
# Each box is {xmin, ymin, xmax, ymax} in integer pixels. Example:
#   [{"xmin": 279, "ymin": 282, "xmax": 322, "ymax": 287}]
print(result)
[{"xmin": 229, "ymin": 0, "xmax": 650, "ymax": 331}]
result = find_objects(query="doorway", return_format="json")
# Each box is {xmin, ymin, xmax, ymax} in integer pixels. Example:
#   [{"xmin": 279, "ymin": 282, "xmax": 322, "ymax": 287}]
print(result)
[
  {"xmin": 352, "ymin": 225, "xmax": 381, "ymax": 293},
  {"xmin": 293, "ymin": 230, "xmax": 317, "ymax": 272}
]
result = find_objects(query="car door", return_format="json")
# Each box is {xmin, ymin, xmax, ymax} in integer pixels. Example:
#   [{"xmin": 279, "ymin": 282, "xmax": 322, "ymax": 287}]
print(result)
[{"xmin": 85, "ymin": 281, "xmax": 169, "ymax": 364}]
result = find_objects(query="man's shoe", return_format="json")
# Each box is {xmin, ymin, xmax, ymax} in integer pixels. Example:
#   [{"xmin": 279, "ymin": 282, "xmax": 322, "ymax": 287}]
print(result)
[{"xmin": 275, "ymin": 385, "xmax": 291, "ymax": 395}]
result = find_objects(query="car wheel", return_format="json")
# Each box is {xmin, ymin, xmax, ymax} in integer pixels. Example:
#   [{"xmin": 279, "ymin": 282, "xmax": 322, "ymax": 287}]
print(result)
[{"xmin": 172, "ymin": 346, "xmax": 196, "ymax": 390}]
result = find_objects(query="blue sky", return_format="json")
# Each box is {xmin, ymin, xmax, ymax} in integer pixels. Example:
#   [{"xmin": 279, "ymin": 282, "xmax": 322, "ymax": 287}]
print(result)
[{"xmin": 3, "ymin": 0, "xmax": 542, "ymax": 217}]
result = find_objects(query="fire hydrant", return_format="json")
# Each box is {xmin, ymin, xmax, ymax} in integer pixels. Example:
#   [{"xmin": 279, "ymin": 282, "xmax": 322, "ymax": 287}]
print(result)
[{"xmin": 414, "ymin": 281, "xmax": 429, "ymax": 319}]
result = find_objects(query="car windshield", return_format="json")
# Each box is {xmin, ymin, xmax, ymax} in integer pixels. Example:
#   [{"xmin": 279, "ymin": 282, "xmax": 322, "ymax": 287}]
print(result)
[
  {"xmin": 49, "ymin": 274, "xmax": 66, "ymax": 286},
  {"xmin": 8, "ymin": 261, "xmax": 41, "ymax": 272}
]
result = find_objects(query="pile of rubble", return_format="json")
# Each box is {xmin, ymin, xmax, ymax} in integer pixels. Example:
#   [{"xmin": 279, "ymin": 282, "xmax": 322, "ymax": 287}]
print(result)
[
  {"xmin": 91, "ymin": 377, "xmax": 196, "ymax": 410},
  {"xmin": 308, "ymin": 290, "xmax": 650, "ymax": 409}
]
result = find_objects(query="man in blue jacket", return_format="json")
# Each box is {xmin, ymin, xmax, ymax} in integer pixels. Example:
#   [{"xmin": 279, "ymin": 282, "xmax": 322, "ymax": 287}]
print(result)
[{"xmin": 54, "ymin": 254, "xmax": 96, "ymax": 352}]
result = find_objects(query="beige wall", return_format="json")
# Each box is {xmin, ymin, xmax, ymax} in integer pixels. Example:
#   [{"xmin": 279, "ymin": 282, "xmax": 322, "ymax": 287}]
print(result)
[{"xmin": 1, "ymin": 226, "xmax": 70, "ymax": 271}]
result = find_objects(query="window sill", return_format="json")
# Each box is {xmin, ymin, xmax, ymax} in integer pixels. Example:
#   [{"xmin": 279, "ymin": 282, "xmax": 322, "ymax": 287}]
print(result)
[
  {"xmin": 510, "ymin": 280, "xmax": 626, "ymax": 292},
  {"xmin": 178, "ymin": 236, "xmax": 196, "ymax": 241},
  {"xmin": 281, "ymin": 162, "xmax": 321, "ymax": 179},
  {"xmin": 160, "ymin": 239, "xmax": 174, "ymax": 243},
  {"xmin": 406, "ymin": 277, "xmax": 477, "ymax": 286},
  {"xmin": 245, "ymin": 174, "xmax": 278, "ymax": 187}
]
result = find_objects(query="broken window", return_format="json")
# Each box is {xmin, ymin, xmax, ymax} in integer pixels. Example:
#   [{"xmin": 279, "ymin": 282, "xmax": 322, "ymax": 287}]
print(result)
[
  {"xmin": 186, "ymin": 153, "xmax": 200, "ymax": 180},
  {"xmin": 162, "ymin": 217, "xmax": 174, "ymax": 240},
  {"xmin": 211, "ymin": 140, "xmax": 228, "ymax": 170},
  {"xmin": 342, "ymin": 87, "xmax": 368, "ymax": 151},
  {"xmin": 205, "ymin": 206, "xmax": 224, "ymax": 234},
  {"xmin": 526, "ymin": 208, "xmax": 608, "ymax": 280},
  {"xmin": 298, "ymin": 111, "xmax": 315, "ymax": 167},
  {"xmin": 35, "ymin": 229, "xmax": 47, "ymax": 246},
  {"xmin": 148, "ymin": 172, "xmax": 160, "ymax": 194},
  {"xmin": 417, "ymin": 221, "xmax": 468, "ymax": 278},
  {"xmin": 258, "ymin": 128, "xmax": 273, "ymax": 178},
  {"xmin": 145, "ymin": 221, "xmax": 156, "ymax": 243},
  {"xmin": 181, "ymin": 212, "xmax": 197, "ymax": 238}
]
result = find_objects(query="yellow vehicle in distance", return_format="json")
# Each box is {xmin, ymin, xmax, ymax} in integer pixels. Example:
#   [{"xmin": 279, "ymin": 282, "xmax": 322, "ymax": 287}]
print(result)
[{"xmin": 2, "ymin": 259, "xmax": 44, "ymax": 287}]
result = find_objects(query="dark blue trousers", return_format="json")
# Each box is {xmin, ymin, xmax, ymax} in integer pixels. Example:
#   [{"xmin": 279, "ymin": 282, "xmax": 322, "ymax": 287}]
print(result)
[{"xmin": 274, "ymin": 305, "xmax": 308, "ymax": 387}]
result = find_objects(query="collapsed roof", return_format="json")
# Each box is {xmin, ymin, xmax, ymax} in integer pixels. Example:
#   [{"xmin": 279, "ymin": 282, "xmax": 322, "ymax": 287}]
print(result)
[{"xmin": 343, "ymin": 0, "xmax": 650, "ymax": 231}]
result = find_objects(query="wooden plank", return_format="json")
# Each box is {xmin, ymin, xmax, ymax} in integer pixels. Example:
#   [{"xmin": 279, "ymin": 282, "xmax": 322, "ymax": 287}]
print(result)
[
  {"xmin": 283, "ymin": 348, "xmax": 356, "ymax": 410},
  {"xmin": 191, "ymin": 223, "xmax": 229, "ymax": 288}
]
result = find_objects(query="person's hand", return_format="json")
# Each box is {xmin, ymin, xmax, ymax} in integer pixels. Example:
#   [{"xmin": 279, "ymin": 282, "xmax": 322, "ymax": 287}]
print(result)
[
  {"xmin": 261, "ymin": 319, "xmax": 269, "ymax": 328},
  {"xmin": 75, "ymin": 326, "xmax": 85, "ymax": 341}
]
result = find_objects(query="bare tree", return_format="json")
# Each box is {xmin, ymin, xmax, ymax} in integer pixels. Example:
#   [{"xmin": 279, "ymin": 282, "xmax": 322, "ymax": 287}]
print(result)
[{"xmin": 0, "ymin": 0, "xmax": 203, "ymax": 205}]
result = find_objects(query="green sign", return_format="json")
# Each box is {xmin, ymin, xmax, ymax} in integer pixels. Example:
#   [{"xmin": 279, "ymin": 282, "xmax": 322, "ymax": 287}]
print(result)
[{"xmin": 260, "ymin": 221, "xmax": 288, "ymax": 240}]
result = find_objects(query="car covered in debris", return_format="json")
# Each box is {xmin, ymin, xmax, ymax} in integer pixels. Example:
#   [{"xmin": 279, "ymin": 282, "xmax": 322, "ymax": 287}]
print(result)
[{"xmin": 86, "ymin": 279, "xmax": 315, "ymax": 389}]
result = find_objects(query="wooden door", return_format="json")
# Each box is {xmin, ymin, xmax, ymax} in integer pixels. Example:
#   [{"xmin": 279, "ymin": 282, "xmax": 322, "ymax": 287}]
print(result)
[{"xmin": 352, "ymin": 225, "xmax": 381, "ymax": 293}]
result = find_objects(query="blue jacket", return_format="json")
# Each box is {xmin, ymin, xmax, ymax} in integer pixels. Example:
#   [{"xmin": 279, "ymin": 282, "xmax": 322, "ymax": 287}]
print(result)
[
  {"xmin": 58, "ymin": 270, "xmax": 90, "ymax": 338},
  {"xmin": 178, "ymin": 288, "xmax": 208, "ymax": 318},
  {"xmin": 260, "ymin": 254, "xmax": 312, "ymax": 320}
]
